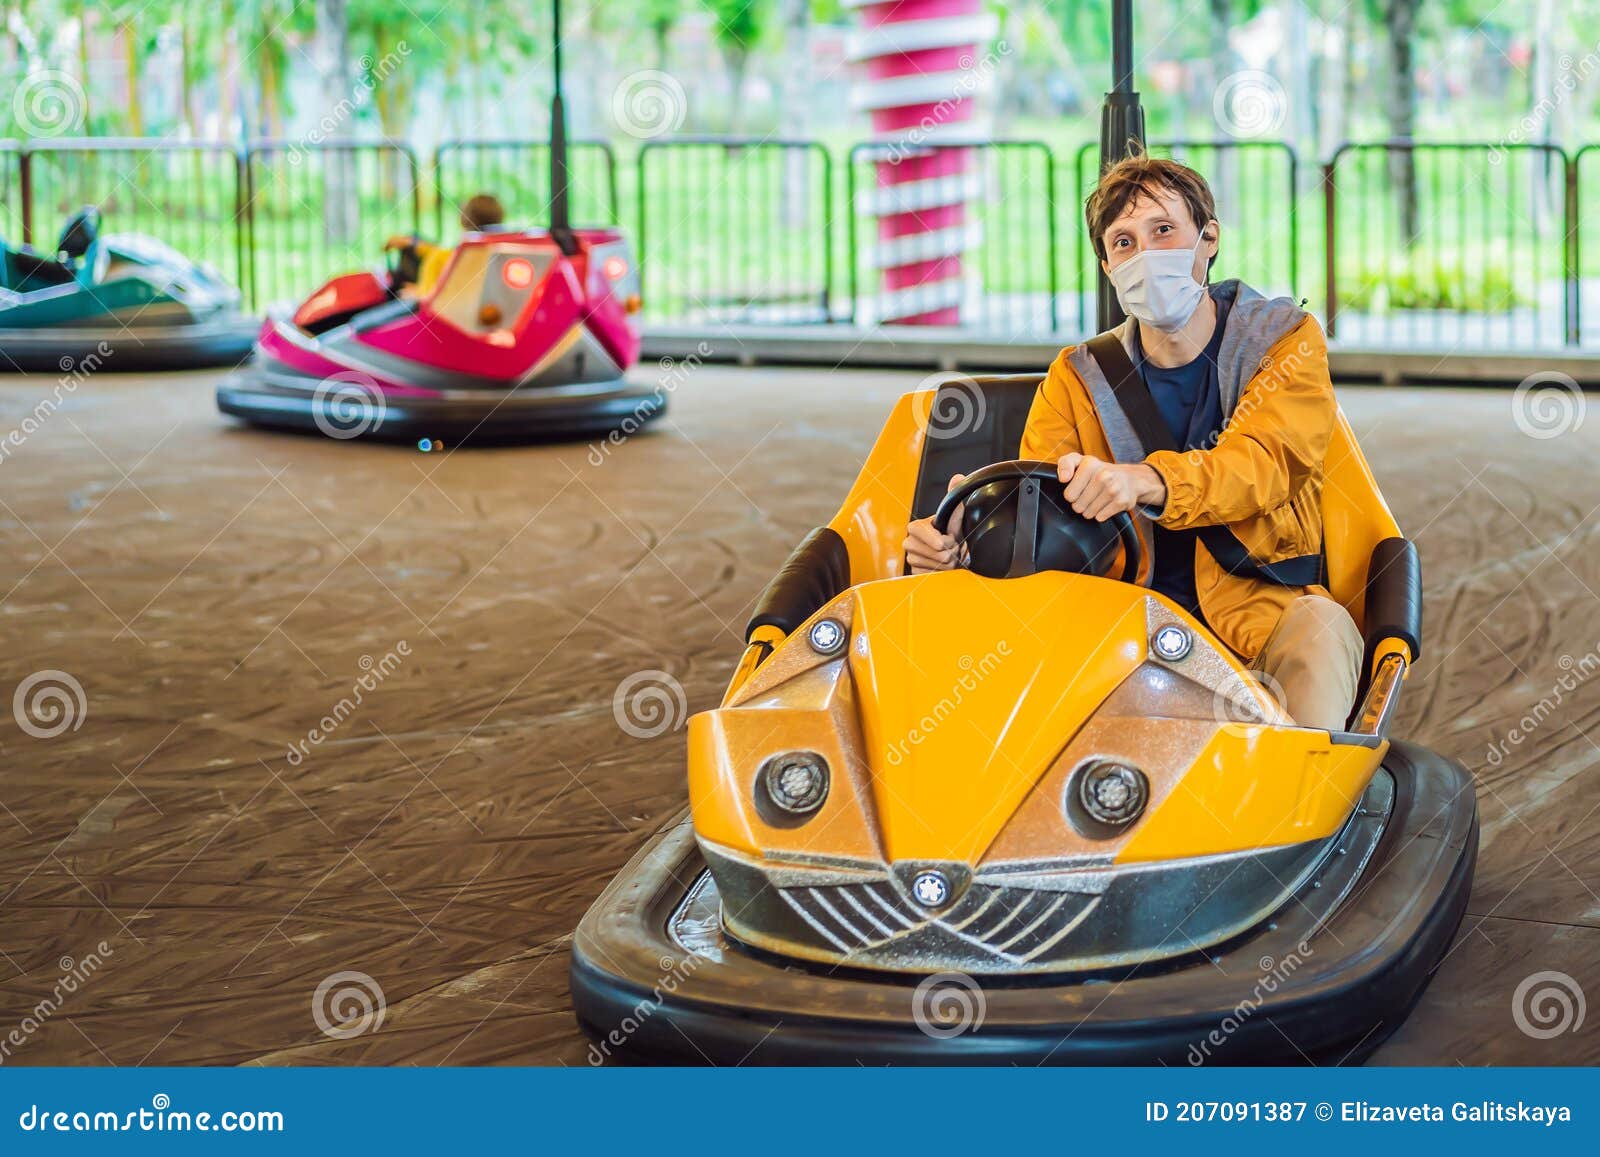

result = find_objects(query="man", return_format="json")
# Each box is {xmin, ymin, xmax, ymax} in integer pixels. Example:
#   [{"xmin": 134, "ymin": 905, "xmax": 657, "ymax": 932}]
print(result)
[{"xmin": 903, "ymin": 155, "xmax": 1362, "ymax": 730}]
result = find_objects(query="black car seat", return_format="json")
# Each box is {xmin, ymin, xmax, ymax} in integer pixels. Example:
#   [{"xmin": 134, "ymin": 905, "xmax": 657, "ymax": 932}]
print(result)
[
  {"xmin": 909, "ymin": 375, "xmax": 1044, "ymax": 520},
  {"xmin": 56, "ymin": 207, "xmax": 102, "ymax": 260},
  {"xmin": 7, "ymin": 248, "xmax": 77, "ymax": 288}
]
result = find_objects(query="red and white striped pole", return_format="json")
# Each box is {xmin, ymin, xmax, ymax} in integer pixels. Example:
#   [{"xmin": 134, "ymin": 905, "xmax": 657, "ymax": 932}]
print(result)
[{"xmin": 846, "ymin": 0, "xmax": 996, "ymax": 326}]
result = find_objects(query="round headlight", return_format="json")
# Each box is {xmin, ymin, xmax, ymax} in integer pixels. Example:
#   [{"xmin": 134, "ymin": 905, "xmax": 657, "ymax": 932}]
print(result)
[
  {"xmin": 808, "ymin": 618, "xmax": 847, "ymax": 656},
  {"xmin": 759, "ymin": 751, "xmax": 830, "ymax": 818},
  {"xmin": 1151, "ymin": 624, "xmax": 1192, "ymax": 661},
  {"xmin": 1074, "ymin": 759, "xmax": 1149, "ymax": 830}
]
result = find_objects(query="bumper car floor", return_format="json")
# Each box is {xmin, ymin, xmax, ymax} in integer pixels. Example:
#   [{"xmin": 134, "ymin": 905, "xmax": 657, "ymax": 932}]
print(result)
[{"xmin": 0, "ymin": 365, "xmax": 1594, "ymax": 1065}]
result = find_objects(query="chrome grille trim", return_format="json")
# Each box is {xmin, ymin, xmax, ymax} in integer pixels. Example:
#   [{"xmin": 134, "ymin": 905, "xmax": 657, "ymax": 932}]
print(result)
[
  {"xmin": 804, "ymin": 887, "xmax": 870, "ymax": 946},
  {"xmin": 776, "ymin": 888, "xmax": 856, "ymax": 952},
  {"xmin": 702, "ymin": 775, "xmax": 1392, "ymax": 974},
  {"xmin": 774, "ymin": 877, "xmax": 1105, "ymax": 965}
]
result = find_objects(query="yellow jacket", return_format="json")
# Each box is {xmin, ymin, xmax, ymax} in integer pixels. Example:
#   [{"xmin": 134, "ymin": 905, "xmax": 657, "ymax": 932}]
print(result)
[
  {"xmin": 1018, "ymin": 286, "xmax": 1334, "ymax": 662},
  {"xmin": 414, "ymin": 241, "xmax": 454, "ymax": 296}
]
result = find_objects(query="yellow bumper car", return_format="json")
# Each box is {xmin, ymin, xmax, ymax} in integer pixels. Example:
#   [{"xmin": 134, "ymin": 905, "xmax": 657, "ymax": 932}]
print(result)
[{"xmin": 570, "ymin": 374, "xmax": 1477, "ymax": 1065}]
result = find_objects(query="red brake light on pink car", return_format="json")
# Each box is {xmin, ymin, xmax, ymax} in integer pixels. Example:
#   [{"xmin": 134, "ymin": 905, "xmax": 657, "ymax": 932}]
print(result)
[{"xmin": 502, "ymin": 258, "xmax": 535, "ymax": 289}]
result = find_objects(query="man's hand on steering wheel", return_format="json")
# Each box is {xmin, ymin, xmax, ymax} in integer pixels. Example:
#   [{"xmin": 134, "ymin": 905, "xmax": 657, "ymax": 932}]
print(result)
[
  {"xmin": 904, "ymin": 473, "xmax": 969, "ymax": 574},
  {"xmin": 1058, "ymin": 453, "xmax": 1167, "ymax": 522},
  {"xmin": 382, "ymin": 236, "xmax": 426, "ymax": 295},
  {"xmin": 930, "ymin": 461, "xmax": 1143, "ymax": 582}
]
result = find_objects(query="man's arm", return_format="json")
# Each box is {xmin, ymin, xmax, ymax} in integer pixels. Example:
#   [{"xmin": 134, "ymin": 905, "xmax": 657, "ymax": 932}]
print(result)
[
  {"xmin": 1144, "ymin": 317, "xmax": 1334, "ymax": 530},
  {"xmin": 1028, "ymin": 351, "xmax": 1170, "ymax": 523}
]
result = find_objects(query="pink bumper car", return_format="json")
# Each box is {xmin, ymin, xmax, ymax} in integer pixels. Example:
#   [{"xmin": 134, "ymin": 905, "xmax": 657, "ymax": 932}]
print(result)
[{"xmin": 216, "ymin": 228, "xmax": 664, "ymax": 444}]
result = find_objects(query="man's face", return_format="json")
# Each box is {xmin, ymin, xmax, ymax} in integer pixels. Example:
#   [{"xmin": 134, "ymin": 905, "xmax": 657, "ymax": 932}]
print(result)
[{"xmin": 1100, "ymin": 186, "xmax": 1219, "ymax": 285}]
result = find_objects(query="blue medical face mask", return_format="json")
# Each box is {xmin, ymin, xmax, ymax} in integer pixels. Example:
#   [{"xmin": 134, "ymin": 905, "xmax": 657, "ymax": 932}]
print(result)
[{"xmin": 1107, "ymin": 244, "xmax": 1207, "ymax": 332}]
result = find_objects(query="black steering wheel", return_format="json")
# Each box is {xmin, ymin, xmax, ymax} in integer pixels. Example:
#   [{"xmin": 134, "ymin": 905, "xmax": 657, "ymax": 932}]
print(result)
[
  {"xmin": 932, "ymin": 460, "xmax": 1143, "ymax": 582},
  {"xmin": 386, "ymin": 240, "xmax": 424, "ymax": 294}
]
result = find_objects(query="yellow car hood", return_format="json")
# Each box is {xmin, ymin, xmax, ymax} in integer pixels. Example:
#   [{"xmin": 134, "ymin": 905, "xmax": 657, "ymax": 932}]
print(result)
[{"xmin": 845, "ymin": 571, "xmax": 1145, "ymax": 863}]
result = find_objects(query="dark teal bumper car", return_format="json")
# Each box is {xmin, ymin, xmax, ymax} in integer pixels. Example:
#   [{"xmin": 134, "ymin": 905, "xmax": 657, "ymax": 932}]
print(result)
[{"xmin": 1, "ymin": 208, "xmax": 257, "ymax": 372}]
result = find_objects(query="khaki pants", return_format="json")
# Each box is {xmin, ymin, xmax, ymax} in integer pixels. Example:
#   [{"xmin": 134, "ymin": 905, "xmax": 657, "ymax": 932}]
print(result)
[{"xmin": 1251, "ymin": 594, "xmax": 1364, "ymax": 731}]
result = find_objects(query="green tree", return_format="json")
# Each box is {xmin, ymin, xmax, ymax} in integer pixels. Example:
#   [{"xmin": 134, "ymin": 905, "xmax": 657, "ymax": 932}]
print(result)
[
  {"xmin": 1379, "ymin": 0, "xmax": 1423, "ymax": 244},
  {"xmin": 704, "ymin": 0, "xmax": 769, "ymax": 131},
  {"xmin": 237, "ymin": 0, "xmax": 310, "ymax": 137},
  {"xmin": 643, "ymin": 0, "xmax": 683, "ymax": 70}
]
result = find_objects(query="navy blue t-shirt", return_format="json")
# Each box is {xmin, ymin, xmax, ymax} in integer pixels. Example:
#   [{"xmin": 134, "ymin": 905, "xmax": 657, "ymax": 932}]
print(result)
[{"xmin": 1132, "ymin": 301, "xmax": 1228, "ymax": 622}]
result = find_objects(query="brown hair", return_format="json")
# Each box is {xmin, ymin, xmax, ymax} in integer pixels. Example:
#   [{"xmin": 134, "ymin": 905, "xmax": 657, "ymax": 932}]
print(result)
[
  {"xmin": 460, "ymin": 193, "xmax": 505, "ymax": 231},
  {"xmin": 1085, "ymin": 154, "xmax": 1217, "ymax": 268}
]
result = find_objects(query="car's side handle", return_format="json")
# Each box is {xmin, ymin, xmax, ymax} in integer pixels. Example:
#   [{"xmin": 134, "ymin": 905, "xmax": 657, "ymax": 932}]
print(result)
[
  {"xmin": 1363, "ymin": 536, "xmax": 1422, "ymax": 674},
  {"xmin": 744, "ymin": 526, "xmax": 851, "ymax": 645}
]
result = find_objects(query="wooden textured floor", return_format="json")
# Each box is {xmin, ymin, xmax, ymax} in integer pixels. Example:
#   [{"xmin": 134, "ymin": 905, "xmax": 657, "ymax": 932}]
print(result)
[{"xmin": 0, "ymin": 364, "xmax": 1595, "ymax": 1066}]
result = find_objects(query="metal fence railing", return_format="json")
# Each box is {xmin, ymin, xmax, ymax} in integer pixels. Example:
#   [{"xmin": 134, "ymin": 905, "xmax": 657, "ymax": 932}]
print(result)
[
  {"xmin": 0, "ymin": 140, "xmax": 22, "ymax": 244},
  {"xmin": 849, "ymin": 141, "xmax": 1056, "ymax": 335},
  {"xmin": 639, "ymin": 139, "xmax": 835, "ymax": 325},
  {"xmin": 17, "ymin": 140, "xmax": 247, "ymax": 292},
  {"xmin": 433, "ymin": 138, "xmax": 617, "ymax": 234},
  {"xmin": 243, "ymin": 139, "xmax": 421, "ymax": 309},
  {"xmin": 3, "ymin": 134, "xmax": 1596, "ymax": 348},
  {"xmin": 1567, "ymin": 144, "xmax": 1600, "ymax": 345},
  {"xmin": 1325, "ymin": 142, "xmax": 1570, "ymax": 348}
]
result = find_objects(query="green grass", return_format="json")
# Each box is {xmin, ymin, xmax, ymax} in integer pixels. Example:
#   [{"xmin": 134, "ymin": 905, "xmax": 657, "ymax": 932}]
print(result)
[{"xmin": 1339, "ymin": 259, "xmax": 1524, "ymax": 313}]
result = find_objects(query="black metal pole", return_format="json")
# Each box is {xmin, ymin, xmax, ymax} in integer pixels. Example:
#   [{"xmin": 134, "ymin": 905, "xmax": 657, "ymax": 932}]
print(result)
[
  {"xmin": 549, "ymin": 0, "xmax": 578, "ymax": 254},
  {"xmin": 1096, "ymin": 0, "xmax": 1146, "ymax": 331}
]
